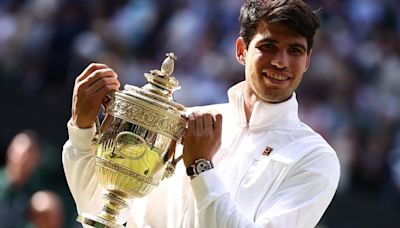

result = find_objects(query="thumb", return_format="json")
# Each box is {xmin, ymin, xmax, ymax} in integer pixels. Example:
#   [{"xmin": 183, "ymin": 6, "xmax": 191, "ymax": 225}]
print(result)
[
  {"xmin": 101, "ymin": 95, "xmax": 111, "ymax": 109},
  {"xmin": 163, "ymin": 140, "xmax": 177, "ymax": 163}
]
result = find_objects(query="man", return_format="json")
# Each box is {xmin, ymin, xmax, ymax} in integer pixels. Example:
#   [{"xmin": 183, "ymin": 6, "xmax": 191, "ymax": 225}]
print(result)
[
  {"xmin": 28, "ymin": 190, "xmax": 65, "ymax": 228},
  {"xmin": 0, "ymin": 131, "xmax": 41, "ymax": 227},
  {"xmin": 63, "ymin": 0, "xmax": 340, "ymax": 227}
]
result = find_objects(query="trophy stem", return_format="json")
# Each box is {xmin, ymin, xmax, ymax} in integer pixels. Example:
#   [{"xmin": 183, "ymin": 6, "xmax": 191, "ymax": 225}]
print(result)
[
  {"xmin": 99, "ymin": 191, "xmax": 129, "ymax": 222},
  {"xmin": 77, "ymin": 191, "xmax": 128, "ymax": 228}
]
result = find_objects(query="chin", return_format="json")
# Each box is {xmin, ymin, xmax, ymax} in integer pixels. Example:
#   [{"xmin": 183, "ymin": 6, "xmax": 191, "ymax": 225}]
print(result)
[{"xmin": 260, "ymin": 92, "xmax": 291, "ymax": 103}]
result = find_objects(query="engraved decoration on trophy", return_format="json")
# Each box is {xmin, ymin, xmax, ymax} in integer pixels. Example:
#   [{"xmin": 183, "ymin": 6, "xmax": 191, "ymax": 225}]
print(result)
[{"xmin": 77, "ymin": 53, "xmax": 186, "ymax": 228}]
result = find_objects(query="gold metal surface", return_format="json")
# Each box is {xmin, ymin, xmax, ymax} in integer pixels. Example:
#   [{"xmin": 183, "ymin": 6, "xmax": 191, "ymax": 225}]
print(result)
[
  {"xmin": 78, "ymin": 53, "xmax": 186, "ymax": 228},
  {"xmin": 77, "ymin": 214, "xmax": 123, "ymax": 228},
  {"xmin": 107, "ymin": 92, "xmax": 186, "ymax": 141}
]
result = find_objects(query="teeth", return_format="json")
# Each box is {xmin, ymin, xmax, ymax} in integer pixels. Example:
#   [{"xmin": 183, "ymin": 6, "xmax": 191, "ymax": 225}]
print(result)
[{"xmin": 264, "ymin": 71, "xmax": 289, "ymax": 81}]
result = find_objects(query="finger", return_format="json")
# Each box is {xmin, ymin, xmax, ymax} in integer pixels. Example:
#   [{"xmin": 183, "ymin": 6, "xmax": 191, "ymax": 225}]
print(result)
[
  {"xmin": 194, "ymin": 112, "xmax": 204, "ymax": 133},
  {"xmin": 165, "ymin": 140, "xmax": 177, "ymax": 162},
  {"xmin": 102, "ymin": 95, "xmax": 111, "ymax": 108},
  {"xmin": 86, "ymin": 76, "xmax": 120, "ymax": 94},
  {"xmin": 83, "ymin": 68, "xmax": 118, "ymax": 87},
  {"xmin": 76, "ymin": 63, "xmax": 109, "ymax": 82},
  {"xmin": 168, "ymin": 140, "xmax": 177, "ymax": 152},
  {"xmin": 203, "ymin": 113, "xmax": 213, "ymax": 130},
  {"xmin": 214, "ymin": 113, "xmax": 223, "ymax": 137},
  {"xmin": 187, "ymin": 113, "xmax": 196, "ymax": 136},
  {"xmin": 94, "ymin": 83, "xmax": 120, "ymax": 99}
]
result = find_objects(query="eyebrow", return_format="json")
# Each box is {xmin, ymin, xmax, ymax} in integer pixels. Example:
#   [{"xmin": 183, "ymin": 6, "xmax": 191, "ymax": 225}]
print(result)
[{"xmin": 258, "ymin": 38, "xmax": 307, "ymax": 52}]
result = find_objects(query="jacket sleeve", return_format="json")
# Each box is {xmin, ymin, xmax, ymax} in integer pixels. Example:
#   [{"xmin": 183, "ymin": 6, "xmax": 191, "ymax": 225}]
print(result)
[
  {"xmin": 191, "ymin": 151, "xmax": 340, "ymax": 228},
  {"xmin": 62, "ymin": 120, "xmax": 130, "ymax": 225}
]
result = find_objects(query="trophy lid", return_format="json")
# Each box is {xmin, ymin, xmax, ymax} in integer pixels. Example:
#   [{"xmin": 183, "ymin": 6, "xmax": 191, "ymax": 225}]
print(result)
[{"xmin": 120, "ymin": 52, "xmax": 185, "ymax": 115}]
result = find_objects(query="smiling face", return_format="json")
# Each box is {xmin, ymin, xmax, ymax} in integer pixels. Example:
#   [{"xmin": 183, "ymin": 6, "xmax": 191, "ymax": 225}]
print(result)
[{"xmin": 237, "ymin": 22, "xmax": 312, "ymax": 103}]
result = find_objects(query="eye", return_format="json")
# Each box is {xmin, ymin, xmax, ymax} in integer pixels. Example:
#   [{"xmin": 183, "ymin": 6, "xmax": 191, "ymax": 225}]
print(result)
[
  {"xmin": 288, "ymin": 47, "xmax": 305, "ymax": 55},
  {"xmin": 259, "ymin": 43, "xmax": 276, "ymax": 51}
]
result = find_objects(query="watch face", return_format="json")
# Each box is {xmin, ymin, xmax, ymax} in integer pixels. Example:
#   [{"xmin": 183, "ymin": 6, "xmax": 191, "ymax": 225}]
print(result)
[{"xmin": 195, "ymin": 160, "xmax": 212, "ymax": 174}]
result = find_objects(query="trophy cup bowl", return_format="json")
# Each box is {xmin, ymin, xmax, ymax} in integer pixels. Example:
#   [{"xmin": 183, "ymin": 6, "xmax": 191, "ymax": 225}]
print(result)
[{"xmin": 77, "ymin": 53, "xmax": 186, "ymax": 228}]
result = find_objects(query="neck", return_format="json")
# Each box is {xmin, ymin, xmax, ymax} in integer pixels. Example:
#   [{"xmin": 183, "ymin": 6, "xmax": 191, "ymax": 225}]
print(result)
[
  {"xmin": 243, "ymin": 85, "xmax": 259, "ymax": 123},
  {"xmin": 243, "ymin": 83, "xmax": 293, "ymax": 123}
]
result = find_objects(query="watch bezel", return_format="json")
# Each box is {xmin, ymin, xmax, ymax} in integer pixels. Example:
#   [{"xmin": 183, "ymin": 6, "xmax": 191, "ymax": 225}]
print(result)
[
  {"xmin": 195, "ymin": 159, "xmax": 212, "ymax": 174},
  {"xmin": 186, "ymin": 159, "xmax": 214, "ymax": 177}
]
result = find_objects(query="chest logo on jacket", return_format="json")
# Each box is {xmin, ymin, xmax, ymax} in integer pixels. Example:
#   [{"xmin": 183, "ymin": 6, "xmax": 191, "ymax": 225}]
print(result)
[{"xmin": 262, "ymin": 147, "xmax": 274, "ymax": 156}]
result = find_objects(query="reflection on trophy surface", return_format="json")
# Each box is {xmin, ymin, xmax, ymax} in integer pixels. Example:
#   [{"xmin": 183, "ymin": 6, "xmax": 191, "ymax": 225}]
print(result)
[{"xmin": 77, "ymin": 53, "xmax": 186, "ymax": 228}]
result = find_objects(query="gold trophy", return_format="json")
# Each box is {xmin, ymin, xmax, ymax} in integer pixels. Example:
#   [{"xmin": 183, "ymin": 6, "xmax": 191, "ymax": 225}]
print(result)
[{"xmin": 77, "ymin": 53, "xmax": 186, "ymax": 228}]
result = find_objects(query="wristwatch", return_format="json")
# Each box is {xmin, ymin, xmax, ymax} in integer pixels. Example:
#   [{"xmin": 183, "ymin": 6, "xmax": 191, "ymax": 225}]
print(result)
[{"xmin": 186, "ymin": 159, "xmax": 214, "ymax": 177}]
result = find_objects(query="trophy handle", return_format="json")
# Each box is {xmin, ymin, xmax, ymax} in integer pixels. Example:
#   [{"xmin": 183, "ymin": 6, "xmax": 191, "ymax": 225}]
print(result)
[
  {"xmin": 172, "ymin": 154, "xmax": 183, "ymax": 165},
  {"xmin": 162, "ymin": 141, "xmax": 183, "ymax": 179},
  {"xmin": 114, "ymin": 132, "xmax": 147, "ymax": 160},
  {"xmin": 91, "ymin": 116, "xmax": 103, "ymax": 145},
  {"xmin": 92, "ymin": 94, "xmax": 114, "ymax": 145},
  {"xmin": 162, "ymin": 115, "xmax": 187, "ymax": 179}
]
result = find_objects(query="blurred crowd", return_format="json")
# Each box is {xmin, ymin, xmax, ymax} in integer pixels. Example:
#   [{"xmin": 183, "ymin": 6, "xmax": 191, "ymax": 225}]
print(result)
[
  {"xmin": 0, "ymin": 131, "xmax": 64, "ymax": 227},
  {"xmin": 0, "ymin": 0, "xmax": 399, "ymax": 227}
]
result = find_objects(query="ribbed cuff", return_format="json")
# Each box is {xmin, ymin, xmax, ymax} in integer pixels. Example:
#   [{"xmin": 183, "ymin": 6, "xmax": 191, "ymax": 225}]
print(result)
[
  {"xmin": 190, "ymin": 169, "xmax": 228, "ymax": 211},
  {"xmin": 67, "ymin": 119, "xmax": 96, "ymax": 152}
]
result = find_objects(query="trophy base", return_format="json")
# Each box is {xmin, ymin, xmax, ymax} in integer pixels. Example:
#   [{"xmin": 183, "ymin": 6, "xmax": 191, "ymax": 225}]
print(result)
[{"xmin": 77, "ymin": 213, "xmax": 124, "ymax": 228}]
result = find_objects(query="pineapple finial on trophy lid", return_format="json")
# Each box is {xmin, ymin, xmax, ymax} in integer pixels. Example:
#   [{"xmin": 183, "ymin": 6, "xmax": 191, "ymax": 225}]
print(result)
[
  {"xmin": 141, "ymin": 52, "xmax": 181, "ymax": 99},
  {"xmin": 161, "ymin": 52, "xmax": 177, "ymax": 76}
]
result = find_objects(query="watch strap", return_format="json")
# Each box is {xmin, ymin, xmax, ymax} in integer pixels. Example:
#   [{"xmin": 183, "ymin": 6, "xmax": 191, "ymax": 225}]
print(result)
[{"xmin": 186, "ymin": 166, "xmax": 196, "ymax": 176}]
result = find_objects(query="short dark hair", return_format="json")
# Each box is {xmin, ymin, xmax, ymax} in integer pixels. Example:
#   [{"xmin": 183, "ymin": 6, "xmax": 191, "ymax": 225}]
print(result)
[{"xmin": 239, "ymin": 0, "xmax": 320, "ymax": 51}]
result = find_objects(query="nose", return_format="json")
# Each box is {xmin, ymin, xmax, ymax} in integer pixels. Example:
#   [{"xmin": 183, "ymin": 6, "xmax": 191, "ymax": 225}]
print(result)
[{"xmin": 271, "ymin": 51, "xmax": 288, "ymax": 69}]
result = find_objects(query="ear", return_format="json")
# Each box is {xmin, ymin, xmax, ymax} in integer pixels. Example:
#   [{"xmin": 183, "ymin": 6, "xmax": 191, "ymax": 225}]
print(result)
[
  {"xmin": 236, "ymin": 37, "xmax": 247, "ymax": 65},
  {"xmin": 304, "ymin": 49, "xmax": 312, "ymax": 72}
]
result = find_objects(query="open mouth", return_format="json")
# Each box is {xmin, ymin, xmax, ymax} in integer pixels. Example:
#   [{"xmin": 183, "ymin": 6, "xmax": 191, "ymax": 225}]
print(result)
[{"xmin": 262, "ymin": 70, "xmax": 291, "ymax": 82}]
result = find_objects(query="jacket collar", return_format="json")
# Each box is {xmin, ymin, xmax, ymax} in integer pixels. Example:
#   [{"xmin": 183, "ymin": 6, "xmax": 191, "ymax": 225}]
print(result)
[{"xmin": 227, "ymin": 81, "xmax": 301, "ymax": 130}]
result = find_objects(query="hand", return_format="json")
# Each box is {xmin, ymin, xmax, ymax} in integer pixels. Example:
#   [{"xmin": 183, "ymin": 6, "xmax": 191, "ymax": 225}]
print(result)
[
  {"xmin": 183, "ymin": 111, "xmax": 223, "ymax": 168},
  {"xmin": 71, "ymin": 63, "xmax": 120, "ymax": 128}
]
